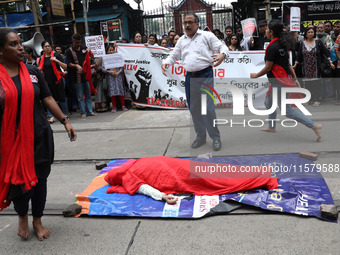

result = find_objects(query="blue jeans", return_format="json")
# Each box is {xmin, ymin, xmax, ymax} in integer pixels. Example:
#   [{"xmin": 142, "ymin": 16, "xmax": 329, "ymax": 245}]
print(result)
[
  {"xmin": 76, "ymin": 81, "xmax": 93, "ymax": 116},
  {"xmin": 265, "ymin": 83, "xmax": 314, "ymax": 129},
  {"xmin": 47, "ymin": 101, "xmax": 69, "ymax": 118},
  {"xmin": 185, "ymin": 69, "xmax": 220, "ymax": 141}
]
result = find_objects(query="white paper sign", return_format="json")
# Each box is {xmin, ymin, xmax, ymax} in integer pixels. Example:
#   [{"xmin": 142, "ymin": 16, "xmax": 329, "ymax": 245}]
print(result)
[
  {"xmin": 85, "ymin": 35, "xmax": 105, "ymax": 57},
  {"xmin": 101, "ymin": 53, "xmax": 125, "ymax": 70},
  {"xmin": 241, "ymin": 18, "xmax": 258, "ymax": 38},
  {"xmin": 290, "ymin": 7, "xmax": 301, "ymax": 32}
]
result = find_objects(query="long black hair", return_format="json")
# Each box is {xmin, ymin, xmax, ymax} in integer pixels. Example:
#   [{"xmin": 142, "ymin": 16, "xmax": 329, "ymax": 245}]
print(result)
[
  {"xmin": 268, "ymin": 20, "xmax": 295, "ymax": 51},
  {"xmin": 0, "ymin": 28, "xmax": 14, "ymax": 48}
]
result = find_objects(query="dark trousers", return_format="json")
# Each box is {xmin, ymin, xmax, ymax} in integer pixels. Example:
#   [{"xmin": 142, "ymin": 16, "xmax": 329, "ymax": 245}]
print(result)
[
  {"xmin": 305, "ymin": 79, "xmax": 321, "ymax": 102},
  {"xmin": 185, "ymin": 69, "xmax": 220, "ymax": 141},
  {"xmin": 12, "ymin": 178, "xmax": 47, "ymax": 218}
]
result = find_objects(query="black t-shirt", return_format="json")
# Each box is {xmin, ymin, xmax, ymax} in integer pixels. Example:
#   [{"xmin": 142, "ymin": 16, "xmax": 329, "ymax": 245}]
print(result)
[
  {"xmin": 2, "ymin": 64, "xmax": 54, "ymax": 199},
  {"xmin": 265, "ymin": 40, "xmax": 290, "ymax": 79},
  {"xmin": 65, "ymin": 45, "xmax": 87, "ymax": 83},
  {"xmin": 0, "ymin": 64, "xmax": 54, "ymax": 169},
  {"xmin": 251, "ymin": 34, "xmax": 271, "ymax": 50}
]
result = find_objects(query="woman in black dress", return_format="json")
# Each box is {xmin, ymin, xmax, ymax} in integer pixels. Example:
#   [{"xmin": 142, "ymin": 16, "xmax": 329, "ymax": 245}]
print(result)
[
  {"xmin": 0, "ymin": 29, "xmax": 76, "ymax": 241},
  {"xmin": 39, "ymin": 40, "xmax": 69, "ymax": 123}
]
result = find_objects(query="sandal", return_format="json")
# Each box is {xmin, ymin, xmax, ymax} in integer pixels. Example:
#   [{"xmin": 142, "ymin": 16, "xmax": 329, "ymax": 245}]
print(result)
[
  {"xmin": 122, "ymin": 106, "xmax": 128, "ymax": 111},
  {"xmin": 312, "ymin": 102, "xmax": 320, "ymax": 107},
  {"xmin": 111, "ymin": 108, "xmax": 117, "ymax": 113}
]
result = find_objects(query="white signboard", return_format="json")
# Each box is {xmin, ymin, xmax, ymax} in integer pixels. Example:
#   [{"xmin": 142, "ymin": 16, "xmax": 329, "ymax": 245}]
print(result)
[
  {"xmin": 117, "ymin": 44, "xmax": 269, "ymax": 109},
  {"xmin": 84, "ymin": 35, "xmax": 105, "ymax": 57},
  {"xmin": 101, "ymin": 53, "xmax": 125, "ymax": 70},
  {"xmin": 241, "ymin": 18, "xmax": 258, "ymax": 38},
  {"xmin": 290, "ymin": 7, "xmax": 301, "ymax": 31}
]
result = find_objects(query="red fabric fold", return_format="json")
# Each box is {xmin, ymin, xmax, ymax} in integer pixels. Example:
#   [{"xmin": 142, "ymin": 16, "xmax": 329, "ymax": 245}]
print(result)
[
  {"xmin": 104, "ymin": 156, "xmax": 278, "ymax": 196},
  {"xmin": 83, "ymin": 51, "xmax": 97, "ymax": 95},
  {"xmin": 265, "ymin": 37, "xmax": 302, "ymax": 102},
  {"xmin": 38, "ymin": 51, "xmax": 64, "ymax": 84},
  {"xmin": 0, "ymin": 63, "xmax": 37, "ymax": 210}
]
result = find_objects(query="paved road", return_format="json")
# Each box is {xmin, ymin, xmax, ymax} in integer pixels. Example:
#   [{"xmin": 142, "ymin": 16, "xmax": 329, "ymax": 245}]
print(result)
[{"xmin": 1, "ymin": 100, "xmax": 340, "ymax": 254}]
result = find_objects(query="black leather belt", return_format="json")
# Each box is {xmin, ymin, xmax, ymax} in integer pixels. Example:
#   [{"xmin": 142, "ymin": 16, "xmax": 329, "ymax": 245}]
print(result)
[{"xmin": 187, "ymin": 66, "xmax": 212, "ymax": 77}]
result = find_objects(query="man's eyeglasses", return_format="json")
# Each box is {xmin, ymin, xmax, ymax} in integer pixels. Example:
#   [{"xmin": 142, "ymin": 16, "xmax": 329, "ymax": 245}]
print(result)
[{"xmin": 184, "ymin": 21, "xmax": 195, "ymax": 25}]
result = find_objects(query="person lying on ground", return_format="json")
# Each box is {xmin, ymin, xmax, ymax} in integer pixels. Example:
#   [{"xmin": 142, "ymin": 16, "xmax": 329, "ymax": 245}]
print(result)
[{"xmin": 104, "ymin": 156, "xmax": 278, "ymax": 204}]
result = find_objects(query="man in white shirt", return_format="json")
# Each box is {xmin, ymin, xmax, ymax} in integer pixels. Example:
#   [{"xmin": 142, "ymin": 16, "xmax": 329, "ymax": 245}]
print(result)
[{"xmin": 162, "ymin": 12, "xmax": 228, "ymax": 151}]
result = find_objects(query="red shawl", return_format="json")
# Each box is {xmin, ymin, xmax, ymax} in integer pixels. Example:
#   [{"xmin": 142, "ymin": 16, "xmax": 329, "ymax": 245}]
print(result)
[
  {"xmin": 38, "ymin": 51, "xmax": 64, "ymax": 84},
  {"xmin": 83, "ymin": 51, "xmax": 97, "ymax": 95},
  {"xmin": 265, "ymin": 37, "xmax": 302, "ymax": 101},
  {"xmin": 104, "ymin": 156, "xmax": 278, "ymax": 196},
  {"xmin": 0, "ymin": 63, "xmax": 37, "ymax": 210}
]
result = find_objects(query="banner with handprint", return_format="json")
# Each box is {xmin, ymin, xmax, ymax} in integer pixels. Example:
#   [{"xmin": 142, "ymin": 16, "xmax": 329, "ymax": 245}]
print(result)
[{"xmin": 117, "ymin": 44, "xmax": 268, "ymax": 109}]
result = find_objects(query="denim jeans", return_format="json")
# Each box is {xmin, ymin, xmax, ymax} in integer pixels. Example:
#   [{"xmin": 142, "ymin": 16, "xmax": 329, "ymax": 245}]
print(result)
[
  {"xmin": 47, "ymin": 100, "xmax": 69, "ymax": 118},
  {"xmin": 76, "ymin": 81, "xmax": 93, "ymax": 116},
  {"xmin": 185, "ymin": 69, "xmax": 220, "ymax": 141},
  {"xmin": 265, "ymin": 82, "xmax": 314, "ymax": 129}
]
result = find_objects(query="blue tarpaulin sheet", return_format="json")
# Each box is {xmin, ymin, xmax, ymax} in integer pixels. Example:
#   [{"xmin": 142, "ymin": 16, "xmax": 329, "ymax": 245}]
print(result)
[
  {"xmin": 76, "ymin": 154, "xmax": 335, "ymax": 222},
  {"xmin": 0, "ymin": 12, "xmax": 47, "ymax": 27}
]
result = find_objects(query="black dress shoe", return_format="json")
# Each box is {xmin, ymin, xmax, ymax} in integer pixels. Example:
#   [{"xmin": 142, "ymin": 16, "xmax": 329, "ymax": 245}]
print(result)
[
  {"xmin": 213, "ymin": 139, "xmax": 221, "ymax": 151},
  {"xmin": 191, "ymin": 139, "xmax": 206, "ymax": 149}
]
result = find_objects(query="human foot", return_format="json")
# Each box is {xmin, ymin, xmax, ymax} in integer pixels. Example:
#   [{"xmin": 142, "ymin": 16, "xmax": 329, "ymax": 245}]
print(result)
[
  {"xmin": 18, "ymin": 215, "xmax": 30, "ymax": 240},
  {"xmin": 33, "ymin": 218, "xmax": 51, "ymax": 241},
  {"xmin": 261, "ymin": 127, "xmax": 276, "ymax": 133},
  {"xmin": 312, "ymin": 124, "xmax": 322, "ymax": 142}
]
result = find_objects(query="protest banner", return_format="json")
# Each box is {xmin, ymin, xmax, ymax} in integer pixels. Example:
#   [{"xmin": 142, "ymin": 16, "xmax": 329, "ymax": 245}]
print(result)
[
  {"xmin": 85, "ymin": 35, "xmax": 105, "ymax": 57},
  {"xmin": 107, "ymin": 20, "xmax": 122, "ymax": 42},
  {"xmin": 290, "ymin": 7, "xmax": 301, "ymax": 31},
  {"xmin": 283, "ymin": 0, "xmax": 340, "ymax": 29},
  {"xmin": 117, "ymin": 44, "xmax": 268, "ymax": 109},
  {"xmin": 241, "ymin": 18, "xmax": 258, "ymax": 38},
  {"xmin": 100, "ymin": 22, "xmax": 109, "ymax": 43},
  {"xmin": 102, "ymin": 53, "xmax": 125, "ymax": 70}
]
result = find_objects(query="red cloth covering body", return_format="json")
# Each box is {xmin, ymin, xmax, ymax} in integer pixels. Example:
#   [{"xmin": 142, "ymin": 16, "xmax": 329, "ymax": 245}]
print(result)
[
  {"xmin": 105, "ymin": 156, "xmax": 278, "ymax": 196},
  {"xmin": 0, "ymin": 63, "xmax": 37, "ymax": 210}
]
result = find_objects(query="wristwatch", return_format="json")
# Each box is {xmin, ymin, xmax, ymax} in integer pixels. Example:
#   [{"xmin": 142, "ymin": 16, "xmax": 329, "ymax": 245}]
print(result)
[{"xmin": 60, "ymin": 116, "xmax": 70, "ymax": 124}]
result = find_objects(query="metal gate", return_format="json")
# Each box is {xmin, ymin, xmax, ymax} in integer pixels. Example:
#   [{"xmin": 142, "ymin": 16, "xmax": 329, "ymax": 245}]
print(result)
[{"xmin": 143, "ymin": 0, "xmax": 232, "ymax": 38}]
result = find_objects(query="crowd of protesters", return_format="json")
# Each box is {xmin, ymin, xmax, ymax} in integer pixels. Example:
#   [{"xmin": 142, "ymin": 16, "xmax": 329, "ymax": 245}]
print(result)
[{"xmin": 21, "ymin": 18, "xmax": 340, "ymax": 121}]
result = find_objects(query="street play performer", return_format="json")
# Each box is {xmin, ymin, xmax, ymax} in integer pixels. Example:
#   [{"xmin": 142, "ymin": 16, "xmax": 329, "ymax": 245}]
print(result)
[
  {"xmin": 250, "ymin": 20, "xmax": 322, "ymax": 141},
  {"xmin": 162, "ymin": 12, "xmax": 229, "ymax": 151},
  {"xmin": 0, "ymin": 29, "xmax": 77, "ymax": 241}
]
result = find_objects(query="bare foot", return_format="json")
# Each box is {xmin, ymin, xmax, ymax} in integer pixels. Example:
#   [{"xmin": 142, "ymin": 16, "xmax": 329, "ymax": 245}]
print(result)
[
  {"xmin": 18, "ymin": 215, "xmax": 30, "ymax": 240},
  {"xmin": 312, "ymin": 124, "xmax": 322, "ymax": 142},
  {"xmin": 33, "ymin": 217, "xmax": 51, "ymax": 241},
  {"xmin": 261, "ymin": 127, "xmax": 276, "ymax": 133}
]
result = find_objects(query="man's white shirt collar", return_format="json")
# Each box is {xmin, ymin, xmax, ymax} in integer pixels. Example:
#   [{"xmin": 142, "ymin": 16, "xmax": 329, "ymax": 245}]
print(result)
[{"xmin": 184, "ymin": 29, "xmax": 203, "ymax": 39}]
